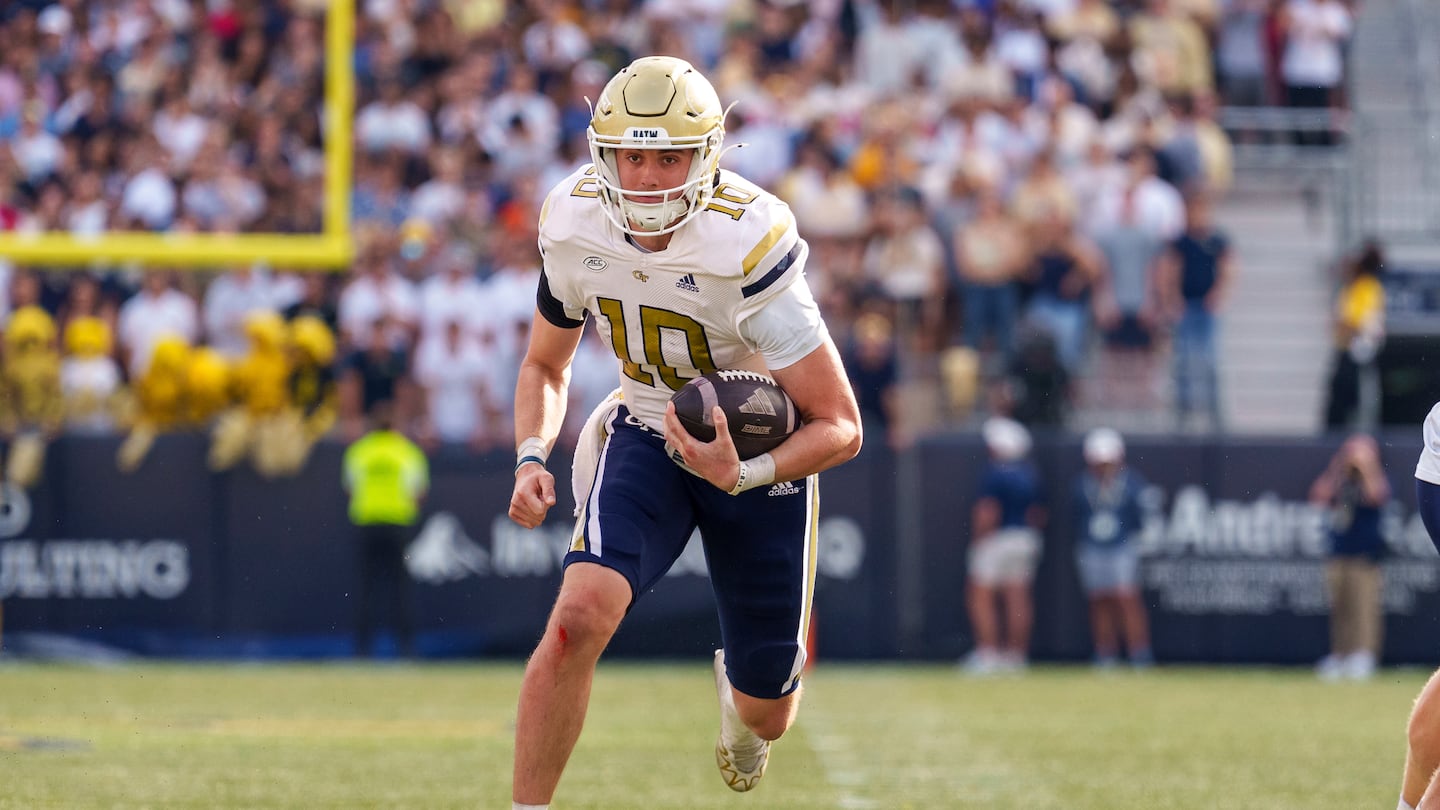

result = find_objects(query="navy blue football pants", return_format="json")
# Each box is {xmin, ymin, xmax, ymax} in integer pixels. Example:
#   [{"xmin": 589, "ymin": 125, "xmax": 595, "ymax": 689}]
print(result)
[{"xmin": 567, "ymin": 405, "xmax": 817, "ymax": 699}]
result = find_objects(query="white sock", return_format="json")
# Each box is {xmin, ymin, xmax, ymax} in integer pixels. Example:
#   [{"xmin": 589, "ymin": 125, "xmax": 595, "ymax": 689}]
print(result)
[
  {"xmin": 514, "ymin": 804, "xmax": 549, "ymax": 809},
  {"xmin": 1398, "ymin": 799, "xmax": 1414, "ymax": 810}
]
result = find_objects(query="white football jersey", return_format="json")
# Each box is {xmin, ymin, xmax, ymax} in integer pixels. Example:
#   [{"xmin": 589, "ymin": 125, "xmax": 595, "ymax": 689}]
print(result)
[
  {"xmin": 1417, "ymin": 401, "xmax": 1440, "ymax": 484},
  {"xmin": 537, "ymin": 165, "xmax": 825, "ymax": 432}
]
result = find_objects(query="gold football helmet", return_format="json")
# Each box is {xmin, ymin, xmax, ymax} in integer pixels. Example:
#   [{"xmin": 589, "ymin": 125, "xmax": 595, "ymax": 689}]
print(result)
[{"xmin": 587, "ymin": 55, "xmax": 727, "ymax": 235}]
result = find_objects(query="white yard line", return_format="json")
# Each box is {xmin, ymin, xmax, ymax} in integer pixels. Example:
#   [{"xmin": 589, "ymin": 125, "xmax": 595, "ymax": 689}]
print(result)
[{"xmin": 799, "ymin": 688, "xmax": 877, "ymax": 809}]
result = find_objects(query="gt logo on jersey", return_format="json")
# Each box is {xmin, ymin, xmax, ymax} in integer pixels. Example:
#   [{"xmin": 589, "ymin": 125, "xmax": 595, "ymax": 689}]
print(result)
[
  {"xmin": 632, "ymin": 270, "xmax": 649, "ymax": 283},
  {"xmin": 583, "ymin": 256, "xmax": 608, "ymax": 272}
]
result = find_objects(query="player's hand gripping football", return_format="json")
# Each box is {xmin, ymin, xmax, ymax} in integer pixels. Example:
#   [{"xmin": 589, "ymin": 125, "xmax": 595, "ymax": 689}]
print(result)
[
  {"xmin": 663, "ymin": 401, "xmax": 741, "ymax": 492},
  {"xmin": 509, "ymin": 463, "xmax": 557, "ymax": 530}
]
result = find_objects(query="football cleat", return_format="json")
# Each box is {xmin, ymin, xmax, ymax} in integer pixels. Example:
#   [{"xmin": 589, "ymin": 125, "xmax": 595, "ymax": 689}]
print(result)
[{"xmin": 713, "ymin": 649, "xmax": 769, "ymax": 792}]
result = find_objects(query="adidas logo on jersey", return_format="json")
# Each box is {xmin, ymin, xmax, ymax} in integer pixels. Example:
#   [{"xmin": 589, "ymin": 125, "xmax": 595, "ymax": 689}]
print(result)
[
  {"xmin": 767, "ymin": 481, "xmax": 801, "ymax": 497},
  {"xmin": 738, "ymin": 388, "xmax": 776, "ymax": 417},
  {"xmin": 675, "ymin": 273, "xmax": 700, "ymax": 293}
]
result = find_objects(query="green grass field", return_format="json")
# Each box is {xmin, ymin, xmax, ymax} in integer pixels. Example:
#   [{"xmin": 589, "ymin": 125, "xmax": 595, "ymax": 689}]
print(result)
[{"xmin": 0, "ymin": 659, "xmax": 1425, "ymax": 809}]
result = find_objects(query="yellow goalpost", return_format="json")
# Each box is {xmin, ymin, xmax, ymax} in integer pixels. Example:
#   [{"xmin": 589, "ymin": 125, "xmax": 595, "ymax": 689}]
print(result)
[{"xmin": 0, "ymin": 0, "xmax": 356, "ymax": 270}]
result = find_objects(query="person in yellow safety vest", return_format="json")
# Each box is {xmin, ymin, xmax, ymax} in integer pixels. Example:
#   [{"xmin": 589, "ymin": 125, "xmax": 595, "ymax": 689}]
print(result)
[{"xmin": 341, "ymin": 399, "xmax": 428, "ymax": 658}]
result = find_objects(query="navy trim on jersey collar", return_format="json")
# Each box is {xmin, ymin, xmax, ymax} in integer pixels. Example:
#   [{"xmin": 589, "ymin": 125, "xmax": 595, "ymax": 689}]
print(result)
[{"xmin": 741, "ymin": 243, "xmax": 800, "ymax": 299}]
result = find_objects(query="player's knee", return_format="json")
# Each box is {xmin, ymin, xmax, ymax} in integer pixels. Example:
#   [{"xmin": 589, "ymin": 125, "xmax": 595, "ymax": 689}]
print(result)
[
  {"xmin": 1409, "ymin": 680, "xmax": 1440, "ymax": 756},
  {"xmin": 738, "ymin": 701, "xmax": 794, "ymax": 742},
  {"xmin": 1408, "ymin": 711, "xmax": 1440, "ymax": 759},
  {"xmin": 752, "ymin": 715, "xmax": 791, "ymax": 742},
  {"xmin": 549, "ymin": 592, "xmax": 625, "ymax": 652}
]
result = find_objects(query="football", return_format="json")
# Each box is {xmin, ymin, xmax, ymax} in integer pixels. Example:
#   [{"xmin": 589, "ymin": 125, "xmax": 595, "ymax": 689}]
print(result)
[{"xmin": 669, "ymin": 370, "xmax": 799, "ymax": 460}]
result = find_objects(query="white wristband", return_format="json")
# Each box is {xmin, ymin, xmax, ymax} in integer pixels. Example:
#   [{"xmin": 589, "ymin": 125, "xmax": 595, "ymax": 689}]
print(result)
[
  {"xmin": 516, "ymin": 436, "xmax": 548, "ymax": 474},
  {"xmin": 728, "ymin": 452, "xmax": 776, "ymax": 496}
]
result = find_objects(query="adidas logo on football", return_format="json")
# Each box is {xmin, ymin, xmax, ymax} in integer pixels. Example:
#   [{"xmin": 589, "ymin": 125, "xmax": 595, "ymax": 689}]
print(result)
[
  {"xmin": 738, "ymin": 388, "xmax": 776, "ymax": 417},
  {"xmin": 767, "ymin": 481, "xmax": 801, "ymax": 497},
  {"xmin": 675, "ymin": 273, "xmax": 700, "ymax": 293}
]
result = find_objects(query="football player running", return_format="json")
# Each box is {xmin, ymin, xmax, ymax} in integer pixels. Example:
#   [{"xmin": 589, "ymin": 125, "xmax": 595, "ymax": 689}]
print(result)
[
  {"xmin": 506, "ymin": 56, "xmax": 862, "ymax": 808},
  {"xmin": 1400, "ymin": 401, "xmax": 1440, "ymax": 809}
]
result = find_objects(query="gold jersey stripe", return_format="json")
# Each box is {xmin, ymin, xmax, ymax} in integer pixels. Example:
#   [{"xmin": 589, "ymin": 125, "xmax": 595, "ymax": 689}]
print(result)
[{"xmin": 741, "ymin": 209, "xmax": 794, "ymax": 278}]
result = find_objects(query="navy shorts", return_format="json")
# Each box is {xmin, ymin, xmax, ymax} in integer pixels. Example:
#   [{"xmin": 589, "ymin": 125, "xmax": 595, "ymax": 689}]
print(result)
[
  {"xmin": 568, "ymin": 406, "xmax": 818, "ymax": 700},
  {"xmin": 1103, "ymin": 314, "xmax": 1154, "ymax": 349}
]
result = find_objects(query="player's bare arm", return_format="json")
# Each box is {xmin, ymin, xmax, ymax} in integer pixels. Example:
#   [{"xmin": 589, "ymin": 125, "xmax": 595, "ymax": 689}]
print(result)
[
  {"xmin": 662, "ymin": 337, "xmax": 861, "ymax": 492},
  {"xmin": 508, "ymin": 313, "xmax": 582, "ymax": 529}
]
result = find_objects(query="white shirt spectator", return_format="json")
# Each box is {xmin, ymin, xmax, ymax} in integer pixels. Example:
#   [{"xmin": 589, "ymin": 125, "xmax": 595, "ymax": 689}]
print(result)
[
  {"xmin": 12, "ymin": 125, "xmax": 63, "ymax": 182},
  {"xmin": 117, "ymin": 287, "xmax": 200, "ymax": 375},
  {"xmin": 995, "ymin": 19, "xmax": 1049, "ymax": 80},
  {"xmin": 926, "ymin": 106, "xmax": 1014, "ymax": 190},
  {"xmin": 643, "ymin": 0, "xmax": 729, "ymax": 66},
  {"xmin": 153, "ymin": 105, "xmax": 209, "ymax": 169},
  {"xmin": 560, "ymin": 327, "xmax": 623, "ymax": 449},
  {"xmin": 121, "ymin": 167, "xmax": 177, "ymax": 229},
  {"xmin": 1022, "ymin": 0, "xmax": 1078, "ymax": 19},
  {"xmin": 66, "ymin": 175, "xmax": 109, "ymax": 235},
  {"xmin": 1281, "ymin": 0, "xmax": 1351, "ymax": 88},
  {"xmin": 150, "ymin": 0, "xmax": 194, "ymax": 31},
  {"xmin": 481, "ymin": 261, "xmax": 541, "ymax": 365},
  {"xmin": 355, "ymin": 98, "xmax": 432, "ymax": 155},
  {"xmin": 483, "ymin": 263, "xmax": 541, "ymax": 335},
  {"xmin": 909, "ymin": 10, "xmax": 967, "ymax": 89},
  {"xmin": 413, "ymin": 327, "xmax": 490, "ymax": 445},
  {"xmin": 483, "ymin": 91, "xmax": 560, "ymax": 157},
  {"xmin": 418, "ymin": 264, "xmax": 488, "ymax": 343},
  {"xmin": 184, "ymin": 163, "xmax": 266, "ymax": 228},
  {"xmin": 481, "ymin": 115, "xmax": 557, "ymax": 184},
  {"xmin": 479, "ymin": 320, "xmax": 526, "ymax": 441},
  {"xmin": 722, "ymin": 116, "xmax": 794, "ymax": 188},
  {"xmin": 782, "ymin": 164, "xmax": 870, "ymax": 240},
  {"xmin": 854, "ymin": 6, "xmax": 925, "ymax": 96},
  {"xmin": 522, "ymin": 16, "xmax": 591, "ymax": 72},
  {"xmin": 61, "ymin": 355, "xmax": 121, "ymax": 433},
  {"xmin": 1088, "ymin": 175, "xmax": 1186, "ymax": 241},
  {"xmin": 409, "ymin": 177, "xmax": 465, "ymax": 226},
  {"xmin": 862, "ymin": 218, "xmax": 946, "ymax": 302},
  {"xmin": 1036, "ymin": 82, "xmax": 1101, "ymax": 166},
  {"xmin": 1067, "ymin": 142, "xmax": 1128, "ymax": 231},
  {"xmin": 89, "ymin": 6, "xmax": 151, "ymax": 58},
  {"xmin": 944, "ymin": 46, "xmax": 1017, "ymax": 104},
  {"xmin": 67, "ymin": 201, "xmax": 107, "ymax": 235},
  {"xmin": 337, "ymin": 269, "xmax": 419, "ymax": 348},
  {"xmin": 203, "ymin": 267, "xmax": 292, "ymax": 358}
]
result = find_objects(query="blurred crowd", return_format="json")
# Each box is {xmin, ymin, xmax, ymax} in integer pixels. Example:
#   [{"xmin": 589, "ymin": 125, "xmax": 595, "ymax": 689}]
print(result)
[{"xmin": 0, "ymin": 0, "xmax": 1355, "ymax": 460}]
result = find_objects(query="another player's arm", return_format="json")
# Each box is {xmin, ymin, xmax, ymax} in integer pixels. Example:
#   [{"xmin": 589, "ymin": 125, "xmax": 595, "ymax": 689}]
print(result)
[
  {"xmin": 1350, "ymin": 437, "xmax": 1391, "ymax": 504},
  {"xmin": 1208, "ymin": 239, "xmax": 1236, "ymax": 311},
  {"xmin": 664, "ymin": 336, "xmax": 862, "ymax": 492},
  {"xmin": 1154, "ymin": 244, "xmax": 1181, "ymax": 322},
  {"xmin": 509, "ymin": 311, "xmax": 583, "ymax": 530},
  {"xmin": 972, "ymin": 495, "xmax": 1000, "ymax": 540}
]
